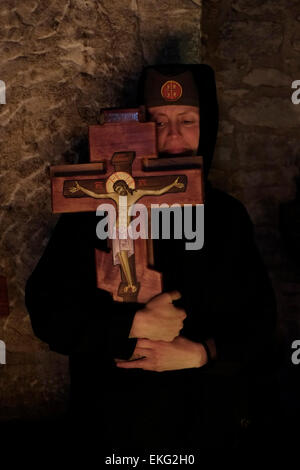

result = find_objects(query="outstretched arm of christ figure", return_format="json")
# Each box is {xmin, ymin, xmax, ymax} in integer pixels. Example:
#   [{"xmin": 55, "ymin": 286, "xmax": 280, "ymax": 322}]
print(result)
[
  {"xmin": 139, "ymin": 177, "xmax": 184, "ymax": 197},
  {"xmin": 69, "ymin": 181, "xmax": 117, "ymax": 201}
]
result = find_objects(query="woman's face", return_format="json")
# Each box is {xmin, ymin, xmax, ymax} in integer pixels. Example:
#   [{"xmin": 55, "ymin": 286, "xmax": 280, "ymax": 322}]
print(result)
[{"xmin": 147, "ymin": 105, "xmax": 200, "ymax": 156}]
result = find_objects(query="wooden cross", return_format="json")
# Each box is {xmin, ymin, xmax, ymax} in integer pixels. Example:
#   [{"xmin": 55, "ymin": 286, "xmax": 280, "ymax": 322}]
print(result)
[{"xmin": 50, "ymin": 108, "xmax": 204, "ymax": 303}]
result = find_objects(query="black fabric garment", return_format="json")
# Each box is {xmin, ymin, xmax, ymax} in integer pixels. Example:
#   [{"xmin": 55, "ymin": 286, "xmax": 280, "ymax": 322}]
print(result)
[
  {"xmin": 25, "ymin": 64, "xmax": 279, "ymax": 450},
  {"xmin": 25, "ymin": 188, "xmax": 278, "ymax": 448}
]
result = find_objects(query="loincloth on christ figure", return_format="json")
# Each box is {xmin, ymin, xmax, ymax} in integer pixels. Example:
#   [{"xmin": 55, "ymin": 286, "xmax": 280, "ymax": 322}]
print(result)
[{"xmin": 112, "ymin": 226, "xmax": 134, "ymax": 265}]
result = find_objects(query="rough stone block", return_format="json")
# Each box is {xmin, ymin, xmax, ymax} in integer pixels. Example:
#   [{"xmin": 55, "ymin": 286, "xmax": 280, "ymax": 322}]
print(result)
[
  {"xmin": 229, "ymin": 97, "xmax": 300, "ymax": 128},
  {"xmin": 235, "ymin": 133, "xmax": 300, "ymax": 167},
  {"xmin": 232, "ymin": 0, "xmax": 288, "ymax": 16},
  {"xmin": 243, "ymin": 68, "xmax": 292, "ymax": 88},
  {"xmin": 217, "ymin": 21, "xmax": 283, "ymax": 60}
]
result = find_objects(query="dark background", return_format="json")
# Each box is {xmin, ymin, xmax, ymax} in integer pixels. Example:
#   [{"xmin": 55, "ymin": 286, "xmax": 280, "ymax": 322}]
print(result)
[{"xmin": 0, "ymin": 0, "xmax": 299, "ymax": 450}]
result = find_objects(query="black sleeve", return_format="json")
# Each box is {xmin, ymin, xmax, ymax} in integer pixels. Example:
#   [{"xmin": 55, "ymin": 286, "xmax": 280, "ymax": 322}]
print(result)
[
  {"xmin": 25, "ymin": 212, "xmax": 143, "ymax": 360},
  {"xmin": 179, "ymin": 196, "xmax": 278, "ymax": 377},
  {"xmin": 212, "ymin": 201, "xmax": 277, "ymax": 374}
]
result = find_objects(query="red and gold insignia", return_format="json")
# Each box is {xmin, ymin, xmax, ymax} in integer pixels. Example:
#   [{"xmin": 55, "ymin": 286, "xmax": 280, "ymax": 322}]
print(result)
[{"xmin": 161, "ymin": 80, "xmax": 182, "ymax": 101}]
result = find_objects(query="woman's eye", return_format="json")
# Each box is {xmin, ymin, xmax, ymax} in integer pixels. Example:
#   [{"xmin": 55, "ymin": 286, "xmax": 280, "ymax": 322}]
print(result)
[
  {"xmin": 156, "ymin": 121, "xmax": 167, "ymax": 128},
  {"xmin": 183, "ymin": 120, "xmax": 195, "ymax": 125}
]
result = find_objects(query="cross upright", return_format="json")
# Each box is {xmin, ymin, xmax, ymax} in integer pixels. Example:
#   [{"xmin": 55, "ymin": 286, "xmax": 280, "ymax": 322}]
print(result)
[{"xmin": 50, "ymin": 108, "xmax": 204, "ymax": 303}]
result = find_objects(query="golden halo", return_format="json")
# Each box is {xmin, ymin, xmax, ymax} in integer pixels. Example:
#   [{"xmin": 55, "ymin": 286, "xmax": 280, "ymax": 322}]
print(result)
[{"xmin": 106, "ymin": 171, "xmax": 135, "ymax": 193}]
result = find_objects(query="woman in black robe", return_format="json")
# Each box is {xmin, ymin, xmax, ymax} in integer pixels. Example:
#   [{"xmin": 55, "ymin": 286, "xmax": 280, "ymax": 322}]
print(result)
[{"xmin": 25, "ymin": 64, "xmax": 278, "ymax": 451}]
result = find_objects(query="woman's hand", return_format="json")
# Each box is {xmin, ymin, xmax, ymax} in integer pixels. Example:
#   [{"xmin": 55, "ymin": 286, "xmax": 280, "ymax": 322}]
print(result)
[
  {"xmin": 129, "ymin": 291, "xmax": 186, "ymax": 342},
  {"xmin": 115, "ymin": 336, "xmax": 208, "ymax": 372}
]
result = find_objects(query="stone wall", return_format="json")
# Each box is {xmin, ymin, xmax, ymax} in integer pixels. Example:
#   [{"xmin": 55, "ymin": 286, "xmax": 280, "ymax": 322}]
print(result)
[
  {"xmin": 202, "ymin": 0, "xmax": 300, "ymax": 420},
  {"xmin": 0, "ymin": 1, "xmax": 202, "ymax": 420}
]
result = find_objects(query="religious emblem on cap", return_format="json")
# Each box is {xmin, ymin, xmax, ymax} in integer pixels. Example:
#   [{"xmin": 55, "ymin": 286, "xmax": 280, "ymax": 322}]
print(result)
[{"xmin": 161, "ymin": 80, "xmax": 183, "ymax": 102}]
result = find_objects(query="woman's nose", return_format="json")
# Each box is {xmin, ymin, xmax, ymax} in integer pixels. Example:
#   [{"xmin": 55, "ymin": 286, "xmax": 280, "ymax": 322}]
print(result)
[{"xmin": 167, "ymin": 121, "xmax": 181, "ymax": 137}]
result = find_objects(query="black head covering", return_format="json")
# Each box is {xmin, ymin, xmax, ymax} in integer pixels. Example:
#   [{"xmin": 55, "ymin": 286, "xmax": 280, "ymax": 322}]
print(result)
[
  {"xmin": 137, "ymin": 64, "xmax": 219, "ymax": 181},
  {"xmin": 142, "ymin": 67, "xmax": 199, "ymax": 107}
]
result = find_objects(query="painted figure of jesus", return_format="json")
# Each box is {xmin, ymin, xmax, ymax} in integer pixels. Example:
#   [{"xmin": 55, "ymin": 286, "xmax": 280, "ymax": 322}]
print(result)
[{"xmin": 69, "ymin": 176, "xmax": 183, "ymax": 293}]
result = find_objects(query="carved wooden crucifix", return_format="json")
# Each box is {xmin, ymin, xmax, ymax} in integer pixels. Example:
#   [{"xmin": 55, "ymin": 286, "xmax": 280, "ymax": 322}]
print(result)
[{"xmin": 50, "ymin": 108, "xmax": 204, "ymax": 303}]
